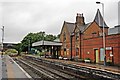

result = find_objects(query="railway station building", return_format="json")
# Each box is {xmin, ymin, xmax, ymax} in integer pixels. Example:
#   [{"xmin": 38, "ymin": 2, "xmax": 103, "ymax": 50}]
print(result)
[{"xmin": 60, "ymin": 9, "xmax": 120, "ymax": 66}]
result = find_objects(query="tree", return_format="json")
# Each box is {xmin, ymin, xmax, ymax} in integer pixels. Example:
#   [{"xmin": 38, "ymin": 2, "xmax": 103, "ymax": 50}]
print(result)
[
  {"xmin": 20, "ymin": 31, "xmax": 57, "ymax": 52},
  {"xmin": 45, "ymin": 34, "xmax": 56, "ymax": 41},
  {"xmin": 57, "ymin": 34, "xmax": 60, "ymax": 38},
  {"xmin": 13, "ymin": 43, "xmax": 22, "ymax": 55}
]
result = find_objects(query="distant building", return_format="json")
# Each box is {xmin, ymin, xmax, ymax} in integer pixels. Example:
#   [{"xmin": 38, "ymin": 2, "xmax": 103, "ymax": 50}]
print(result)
[
  {"xmin": 108, "ymin": 25, "xmax": 120, "ymax": 35},
  {"xmin": 118, "ymin": 1, "xmax": 120, "ymax": 25},
  {"xmin": 0, "ymin": 43, "xmax": 17, "ymax": 51}
]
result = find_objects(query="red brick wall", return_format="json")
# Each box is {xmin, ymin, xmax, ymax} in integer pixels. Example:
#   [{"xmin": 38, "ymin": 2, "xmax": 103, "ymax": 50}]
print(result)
[
  {"xmin": 83, "ymin": 22, "xmax": 103, "ymax": 39},
  {"xmin": 60, "ymin": 23, "xmax": 71, "ymax": 58},
  {"xmin": 82, "ymin": 34, "xmax": 120, "ymax": 65}
]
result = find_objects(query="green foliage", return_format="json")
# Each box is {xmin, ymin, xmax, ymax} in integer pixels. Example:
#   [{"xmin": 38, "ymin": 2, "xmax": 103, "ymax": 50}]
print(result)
[
  {"xmin": 57, "ymin": 34, "xmax": 60, "ymax": 38},
  {"xmin": 20, "ymin": 31, "xmax": 57, "ymax": 52},
  {"xmin": 85, "ymin": 58, "xmax": 91, "ymax": 60},
  {"xmin": 39, "ymin": 52, "xmax": 44, "ymax": 56},
  {"xmin": 45, "ymin": 34, "xmax": 56, "ymax": 41},
  {"xmin": 5, "ymin": 49, "xmax": 18, "ymax": 55},
  {"xmin": 13, "ymin": 43, "xmax": 22, "ymax": 55}
]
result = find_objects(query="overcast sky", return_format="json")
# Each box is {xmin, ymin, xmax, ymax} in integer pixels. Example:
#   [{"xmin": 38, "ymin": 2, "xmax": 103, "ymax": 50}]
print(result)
[{"xmin": 0, "ymin": 0, "xmax": 119, "ymax": 43}]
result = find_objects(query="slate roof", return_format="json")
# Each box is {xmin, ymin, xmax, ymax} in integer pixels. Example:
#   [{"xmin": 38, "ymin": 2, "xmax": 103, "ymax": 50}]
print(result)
[
  {"xmin": 65, "ymin": 21, "xmax": 91, "ymax": 34},
  {"xmin": 32, "ymin": 40, "xmax": 62, "ymax": 47},
  {"xmin": 78, "ymin": 23, "xmax": 92, "ymax": 33},
  {"xmin": 94, "ymin": 9, "xmax": 108, "ymax": 28},
  {"xmin": 61, "ymin": 9, "xmax": 108, "ymax": 35},
  {"xmin": 65, "ymin": 21, "xmax": 75, "ymax": 33}
]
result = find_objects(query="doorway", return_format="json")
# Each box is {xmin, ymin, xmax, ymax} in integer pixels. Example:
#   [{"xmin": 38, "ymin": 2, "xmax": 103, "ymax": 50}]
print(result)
[{"xmin": 94, "ymin": 49, "xmax": 99, "ymax": 63}]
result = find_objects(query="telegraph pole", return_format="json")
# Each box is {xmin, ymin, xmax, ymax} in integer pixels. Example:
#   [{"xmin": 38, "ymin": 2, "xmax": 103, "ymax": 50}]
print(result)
[{"xmin": 1, "ymin": 26, "xmax": 4, "ymax": 55}]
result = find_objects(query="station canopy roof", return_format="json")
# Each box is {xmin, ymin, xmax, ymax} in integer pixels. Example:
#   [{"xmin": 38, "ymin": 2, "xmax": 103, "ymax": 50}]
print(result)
[{"xmin": 32, "ymin": 40, "xmax": 62, "ymax": 47}]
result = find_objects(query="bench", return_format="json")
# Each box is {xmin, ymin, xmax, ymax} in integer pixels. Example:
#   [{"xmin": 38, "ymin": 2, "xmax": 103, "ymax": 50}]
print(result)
[{"xmin": 84, "ymin": 60, "xmax": 91, "ymax": 63}]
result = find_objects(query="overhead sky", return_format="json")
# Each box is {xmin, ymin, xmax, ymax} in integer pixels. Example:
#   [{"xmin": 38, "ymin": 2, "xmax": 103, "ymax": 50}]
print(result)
[
  {"xmin": 0, "ymin": 0, "xmax": 119, "ymax": 43},
  {"xmin": 118, "ymin": 1, "xmax": 120, "ymax": 25}
]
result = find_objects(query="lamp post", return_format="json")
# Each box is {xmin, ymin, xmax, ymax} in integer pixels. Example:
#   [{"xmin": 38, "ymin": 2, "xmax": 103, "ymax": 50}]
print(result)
[
  {"xmin": 42, "ymin": 32, "xmax": 46, "ymax": 57},
  {"xmin": 42, "ymin": 32, "xmax": 45, "ymax": 46},
  {"xmin": 96, "ymin": 2, "xmax": 106, "ymax": 66},
  {"xmin": 1, "ymin": 26, "xmax": 4, "ymax": 55},
  {"xmin": 28, "ymin": 39, "xmax": 31, "ymax": 53}
]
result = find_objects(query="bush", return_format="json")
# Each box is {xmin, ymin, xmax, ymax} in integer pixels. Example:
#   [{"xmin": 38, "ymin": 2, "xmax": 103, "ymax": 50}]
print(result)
[
  {"xmin": 84, "ymin": 58, "xmax": 91, "ymax": 63},
  {"xmin": 85, "ymin": 58, "xmax": 91, "ymax": 60},
  {"xmin": 39, "ymin": 52, "xmax": 44, "ymax": 56},
  {"xmin": 5, "ymin": 49, "xmax": 18, "ymax": 55}
]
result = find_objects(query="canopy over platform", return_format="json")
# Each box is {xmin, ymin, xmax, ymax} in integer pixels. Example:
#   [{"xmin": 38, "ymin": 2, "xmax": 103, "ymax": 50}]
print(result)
[
  {"xmin": 32, "ymin": 40, "xmax": 62, "ymax": 59},
  {"xmin": 32, "ymin": 40, "xmax": 62, "ymax": 47}
]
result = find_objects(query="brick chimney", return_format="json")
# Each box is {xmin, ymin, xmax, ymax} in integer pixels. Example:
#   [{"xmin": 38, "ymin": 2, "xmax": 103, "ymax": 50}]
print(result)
[{"xmin": 76, "ymin": 13, "xmax": 85, "ymax": 26}]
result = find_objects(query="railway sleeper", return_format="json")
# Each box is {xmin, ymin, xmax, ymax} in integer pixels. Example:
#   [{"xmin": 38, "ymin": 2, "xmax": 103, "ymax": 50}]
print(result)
[{"xmin": 23, "ymin": 56, "xmax": 120, "ymax": 80}]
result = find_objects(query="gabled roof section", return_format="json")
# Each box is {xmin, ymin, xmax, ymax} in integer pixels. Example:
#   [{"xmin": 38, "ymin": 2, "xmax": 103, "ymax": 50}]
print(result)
[
  {"xmin": 65, "ymin": 21, "xmax": 75, "ymax": 33},
  {"xmin": 79, "ymin": 23, "xmax": 92, "ymax": 33},
  {"xmin": 75, "ymin": 22, "xmax": 92, "ymax": 33},
  {"xmin": 60, "ymin": 21, "xmax": 75, "ymax": 35},
  {"xmin": 94, "ymin": 9, "xmax": 108, "ymax": 28}
]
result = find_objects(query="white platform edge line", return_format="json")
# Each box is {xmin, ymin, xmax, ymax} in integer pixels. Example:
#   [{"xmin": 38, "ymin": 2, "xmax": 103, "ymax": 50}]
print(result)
[{"xmin": 8, "ymin": 55, "xmax": 32, "ymax": 78}]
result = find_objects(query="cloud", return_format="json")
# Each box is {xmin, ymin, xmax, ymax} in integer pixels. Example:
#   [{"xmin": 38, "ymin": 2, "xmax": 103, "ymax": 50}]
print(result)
[{"xmin": 0, "ymin": 0, "xmax": 119, "ymax": 43}]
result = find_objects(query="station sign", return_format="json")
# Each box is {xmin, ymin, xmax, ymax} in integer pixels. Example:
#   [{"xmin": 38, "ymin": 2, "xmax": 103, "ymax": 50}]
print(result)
[{"xmin": 106, "ymin": 47, "xmax": 112, "ymax": 50}]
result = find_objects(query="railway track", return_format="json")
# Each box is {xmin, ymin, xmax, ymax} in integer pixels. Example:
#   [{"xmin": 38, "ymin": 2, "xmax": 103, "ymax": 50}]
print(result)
[
  {"xmin": 13, "ymin": 55, "xmax": 120, "ymax": 80},
  {"xmin": 15, "ymin": 57, "xmax": 84, "ymax": 80},
  {"xmin": 22, "ymin": 55, "xmax": 120, "ymax": 80}
]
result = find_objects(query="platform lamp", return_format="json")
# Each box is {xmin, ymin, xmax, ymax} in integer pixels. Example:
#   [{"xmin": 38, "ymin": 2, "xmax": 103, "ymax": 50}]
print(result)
[{"xmin": 96, "ymin": 2, "xmax": 106, "ymax": 66}]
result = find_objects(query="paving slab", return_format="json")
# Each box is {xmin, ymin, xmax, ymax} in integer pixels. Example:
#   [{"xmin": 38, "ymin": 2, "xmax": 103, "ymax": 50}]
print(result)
[
  {"xmin": 1, "ymin": 55, "xmax": 8, "ymax": 79},
  {"xmin": 6, "ymin": 55, "xmax": 31, "ymax": 78},
  {"xmin": 1, "ymin": 55, "xmax": 31, "ymax": 79}
]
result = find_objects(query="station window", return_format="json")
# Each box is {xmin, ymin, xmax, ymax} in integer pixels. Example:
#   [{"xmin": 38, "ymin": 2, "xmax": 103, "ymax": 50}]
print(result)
[
  {"xmin": 64, "ymin": 48, "xmax": 67, "ymax": 56},
  {"xmin": 76, "ymin": 48, "xmax": 79, "ymax": 56},
  {"xmin": 63, "ymin": 32, "xmax": 66, "ymax": 42},
  {"xmin": 76, "ymin": 32, "xmax": 79, "ymax": 41}
]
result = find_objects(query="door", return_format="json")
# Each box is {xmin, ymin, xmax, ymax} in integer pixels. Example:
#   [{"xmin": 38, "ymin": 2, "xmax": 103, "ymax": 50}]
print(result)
[{"xmin": 95, "ymin": 49, "xmax": 99, "ymax": 63}]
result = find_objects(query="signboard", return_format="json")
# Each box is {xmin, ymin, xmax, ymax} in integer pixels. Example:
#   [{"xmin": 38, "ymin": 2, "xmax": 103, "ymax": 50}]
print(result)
[
  {"xmin": 100, "ymin": 48, "xmax": 105, "ymax": 61},
  {"xmin": 106, "ymin": 47, "xmax": 112, "ymax": 50}
]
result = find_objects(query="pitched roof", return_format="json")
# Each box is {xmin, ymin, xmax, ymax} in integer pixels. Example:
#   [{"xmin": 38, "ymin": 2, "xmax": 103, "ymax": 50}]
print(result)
[
  {"xmin": 65, "ymin": 21, "xmax": 75, "ymax": 33},
  {"xmin": 94, "ymin": 9, "xmax": 108, "ymax": 28},
  {"xmin": 78, "ymin": 23, "xmax": 92, "ymax": 33},
  {"xmin": 32, "ymin": 40, "xmax": 62, "ymax": 47}
]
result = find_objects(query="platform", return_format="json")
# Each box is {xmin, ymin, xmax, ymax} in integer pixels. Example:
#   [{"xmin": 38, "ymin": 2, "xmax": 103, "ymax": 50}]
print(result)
[
  {"xmin": 45, "ymin": 58, "xmax": 120, "ymax": 74},
  {"xmin": 0, "ymin": 55, "xmax": 2, "ymax": 80},
  {"xmin": 27, "ymin": 54, "xmax": 120, "ymax": 74},
  {"xmin": 1, "ymin": 55, "xmax": 31, "ymax": 79}
]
